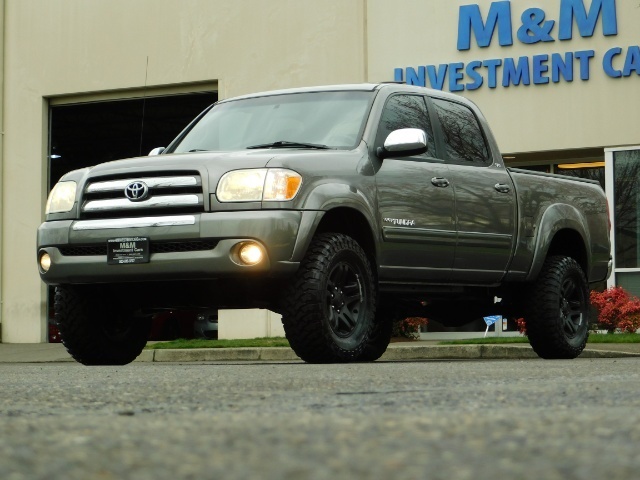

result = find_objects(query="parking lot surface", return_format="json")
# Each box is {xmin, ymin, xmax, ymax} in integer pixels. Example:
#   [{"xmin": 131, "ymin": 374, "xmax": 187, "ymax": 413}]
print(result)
[{"xmin": 1, "ymin": 358, "xmax": 639, "ymax": 479}]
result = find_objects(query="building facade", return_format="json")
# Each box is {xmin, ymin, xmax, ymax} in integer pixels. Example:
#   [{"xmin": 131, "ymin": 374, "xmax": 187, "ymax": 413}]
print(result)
[{"xmin": 0, "ymin": 0, "xmax": 637, "ymax": 342}]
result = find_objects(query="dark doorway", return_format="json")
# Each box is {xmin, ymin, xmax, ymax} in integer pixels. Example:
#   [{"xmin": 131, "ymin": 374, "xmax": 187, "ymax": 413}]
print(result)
[
  {"xmin": 48, "ymin": 91, "xmax": 217, "ymax": 188},
  {"xmin": 46, "ymin": 90, "xmax": 217, "ymax": 342}
]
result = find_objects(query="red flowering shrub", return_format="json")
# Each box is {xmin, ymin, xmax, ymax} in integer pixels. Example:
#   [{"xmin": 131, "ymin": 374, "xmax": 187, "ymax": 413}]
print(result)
[
  {"xmin": 590, "ymin": 286, "xmax": 640, "ymax": 334},
  {"xmin": 392, "ymin": 317, "xmax": 429, "ymax": 340},
  {"xmin": 515, "ymin": 317, "xmax": 527, "ymax": 336}
]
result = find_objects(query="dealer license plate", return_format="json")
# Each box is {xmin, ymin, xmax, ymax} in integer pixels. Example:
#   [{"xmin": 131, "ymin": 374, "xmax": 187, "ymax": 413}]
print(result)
[{"xmin": 107, "ymin": 237, "xmax": 150, "ymax": 265}]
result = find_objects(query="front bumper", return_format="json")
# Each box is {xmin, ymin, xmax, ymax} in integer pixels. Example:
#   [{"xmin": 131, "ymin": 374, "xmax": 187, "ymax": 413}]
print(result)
[{"xmin": 37, "ymin": 210, "xmax": 319, "ymax": 285}]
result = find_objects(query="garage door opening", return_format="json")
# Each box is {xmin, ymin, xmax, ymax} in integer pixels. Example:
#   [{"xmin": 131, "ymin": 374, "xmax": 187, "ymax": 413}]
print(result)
[
  {"xmin": 48, "ymin": 91, "xmax": 217, "ymax": 188},
  {"xmin": 47, "ymin": 90, "xmax": 217, "ymax": 341}
]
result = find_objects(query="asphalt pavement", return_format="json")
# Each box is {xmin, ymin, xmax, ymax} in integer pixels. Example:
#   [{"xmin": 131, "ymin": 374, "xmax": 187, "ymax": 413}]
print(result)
[
  {"xmin": 0, "ymin": 340, "xmax": 639, "ymax": 363},
  {"xmin": 2, "ymin": 358, "xmax": 640, "ymax": 479}
]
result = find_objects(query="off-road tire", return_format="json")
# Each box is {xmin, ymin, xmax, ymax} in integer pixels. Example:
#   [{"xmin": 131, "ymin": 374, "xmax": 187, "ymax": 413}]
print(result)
[
  {"xmin": 281, "ymin": 233, "xmax": 376, "ymax": 363},
  {"xmin": 525, "ymin": 256, "xmax": 589, "ymax": 359},
  {"xmin": 356, "ymin": 308, "xmax": 393, "ymax": 362},
  {"xmin": 55, "ymin": 285, "xmax": 151, "ymax": 365}
]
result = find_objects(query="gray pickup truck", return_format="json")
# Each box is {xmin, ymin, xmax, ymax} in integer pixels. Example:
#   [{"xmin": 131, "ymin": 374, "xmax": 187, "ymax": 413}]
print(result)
[{"xmin": 37, "ymin": 83, "xmax": 611, "ymax": 365}]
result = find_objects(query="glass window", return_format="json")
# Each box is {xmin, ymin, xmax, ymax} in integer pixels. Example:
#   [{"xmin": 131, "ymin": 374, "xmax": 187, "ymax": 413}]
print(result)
[
  {"xmin": 172, "ymin": 91, "xmax": 374, "ymax": 153},
  {"xmin": 432, "ymin": 98, "xmax": 490, "ymax": 166},
  {"xmin": 614, "ymin": 150, "xmax": 640, "ymax": 268},
  {"xmin": 515, "ymin": 164, "xmax": 551, "ymax": 173},
  {"xmin": 555, "ymin": 163, "xmax": 605, "ymax": 190},
  {"xmin": 375, "ymin": 94, "xmax": 435, "ymax": 157}
]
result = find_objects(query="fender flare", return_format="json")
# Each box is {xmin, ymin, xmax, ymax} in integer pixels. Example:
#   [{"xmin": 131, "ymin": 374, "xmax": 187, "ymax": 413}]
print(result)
[
  {"xmin": 526, "ymin": 203, "xmax": 590, "ymax": 281},
  {"xmin": 289, "ymin": 182, "xmax": 380, "ymax": 263}
]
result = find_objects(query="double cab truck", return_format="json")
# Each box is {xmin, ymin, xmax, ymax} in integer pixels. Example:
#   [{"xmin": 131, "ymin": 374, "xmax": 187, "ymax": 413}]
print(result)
[{"xmin": 37, "ymin": 83, "xmax": 612, "ymax": 365}]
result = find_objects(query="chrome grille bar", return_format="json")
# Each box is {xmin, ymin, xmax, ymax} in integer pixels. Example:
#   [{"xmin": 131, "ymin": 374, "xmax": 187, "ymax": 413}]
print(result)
[
  {"xmin": 83, "ymin": 195, "xmax": 201, "ymax": 212},
  {"xmin": 72, "ymin": 215, "xmax": 196, "ymax": 231},
  {"xmin": 86, "ymin": 176, "xmax": 198, "ymax": 193}
]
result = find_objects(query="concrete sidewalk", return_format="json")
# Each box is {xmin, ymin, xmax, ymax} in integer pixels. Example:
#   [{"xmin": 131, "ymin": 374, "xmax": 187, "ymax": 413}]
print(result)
[{"xmin": 0, "ymin": 341, "xmax": 639, "ymax": 363}]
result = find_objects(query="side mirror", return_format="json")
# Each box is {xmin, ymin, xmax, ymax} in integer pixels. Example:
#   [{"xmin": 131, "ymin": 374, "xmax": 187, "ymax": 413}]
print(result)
[
  {"xmin": 148, "ymin": 147, "xmax": 165, "ymax": 156},
  {"xmin": 377, "ymin": 128, "xmax": 427, "ymax": 159}
]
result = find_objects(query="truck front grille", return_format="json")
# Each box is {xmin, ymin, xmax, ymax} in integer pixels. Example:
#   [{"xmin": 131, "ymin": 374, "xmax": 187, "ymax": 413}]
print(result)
[
  {"xmin": 81, "ymin": 172, "xmax": 204, "ymax": 219},
  {"xmin": 58, "ymin": 239, "xmax": 219, "ymax": 256}
]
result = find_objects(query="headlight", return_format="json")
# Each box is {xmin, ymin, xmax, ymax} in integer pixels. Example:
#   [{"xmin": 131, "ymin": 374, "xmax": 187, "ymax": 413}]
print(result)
[
  {"xmin": 217, "ymin": 169, "xmax": 302, "ymax": 202},
  {"xmin": 45, "ymin": 181, "xmax": 77, "ymax": 214}
]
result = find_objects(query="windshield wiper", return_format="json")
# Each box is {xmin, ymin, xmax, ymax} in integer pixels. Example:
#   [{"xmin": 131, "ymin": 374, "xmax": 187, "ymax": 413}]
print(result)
[{"xmin": 246, "ymin": 141, "xmax": 330, "ymax": 150}]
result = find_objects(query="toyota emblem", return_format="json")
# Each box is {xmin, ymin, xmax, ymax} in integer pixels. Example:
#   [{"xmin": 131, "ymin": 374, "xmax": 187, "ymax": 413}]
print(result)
[{"xmin": 124, "ymin": 181, "xmax": 149, "ymax": 202}]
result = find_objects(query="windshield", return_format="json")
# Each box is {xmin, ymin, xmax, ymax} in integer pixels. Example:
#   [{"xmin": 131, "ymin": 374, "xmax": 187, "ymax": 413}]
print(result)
[{"xmin": 171, "ymin": 90, "xmax": 375, "ymax": 153}]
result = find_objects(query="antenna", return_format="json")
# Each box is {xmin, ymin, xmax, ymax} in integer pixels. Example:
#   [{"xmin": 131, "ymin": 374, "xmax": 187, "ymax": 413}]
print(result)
[{"xmin": 139, "ymin": 56, "xmax": 149, "ymax": 156}]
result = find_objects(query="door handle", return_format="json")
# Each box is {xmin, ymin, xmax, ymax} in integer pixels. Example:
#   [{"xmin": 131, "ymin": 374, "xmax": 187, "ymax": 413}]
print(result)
[
  {"xmin": 495, "ymin": 183, "xmax": 511, "ymax": 193},
  {"xmin": 431, "ymin": 177, "xmax": 450, "ymax": 188}
]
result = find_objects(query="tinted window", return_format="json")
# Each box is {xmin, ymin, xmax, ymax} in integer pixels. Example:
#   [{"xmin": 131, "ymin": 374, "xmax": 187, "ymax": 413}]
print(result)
[
  {"xmin": 376, "ymin": 95, "xmax": 435, "ymax": 157},
  {"xmin": 432, "ymin": 98, "xmax": 490, "ymax": 165}
]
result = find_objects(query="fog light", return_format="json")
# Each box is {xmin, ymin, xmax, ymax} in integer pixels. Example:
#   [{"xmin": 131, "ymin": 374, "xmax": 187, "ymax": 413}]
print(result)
[
  {"xmin": 238, "ymin": 243, "xmax": 263, "ymax": 266},
  {"xmin": 39, "ymin": 252, "xmax": 52, "ymax": 273}
]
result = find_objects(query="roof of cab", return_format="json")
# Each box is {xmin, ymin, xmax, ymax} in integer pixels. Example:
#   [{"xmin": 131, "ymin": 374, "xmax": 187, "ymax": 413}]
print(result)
[{"xmin": 217, "ymin": 83, "xmax": 477, "ymax": 107}]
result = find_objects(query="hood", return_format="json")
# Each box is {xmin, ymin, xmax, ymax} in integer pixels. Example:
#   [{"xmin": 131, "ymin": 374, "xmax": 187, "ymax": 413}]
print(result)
[{"xmin": 87, "ymin": 150, "xmax": 279, "ymax": 177}]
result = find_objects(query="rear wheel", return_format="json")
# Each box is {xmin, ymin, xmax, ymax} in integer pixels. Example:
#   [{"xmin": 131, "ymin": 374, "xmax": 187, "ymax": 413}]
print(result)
[
  {"xmin": 525, "ymin": 256, "xmax": 589, "ymax": 359},
  {"xmin": 281, "ymin": 233, "xmax": 376, "ymax": 363},
  {"xmin": 55, "ymin": 285, "xmax": 151, "ymax": 365}
]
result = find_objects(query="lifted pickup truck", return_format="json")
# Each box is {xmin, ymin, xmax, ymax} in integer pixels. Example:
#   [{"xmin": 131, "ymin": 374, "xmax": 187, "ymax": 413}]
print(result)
[{"xmin": 37, "ymin": 83, "xmax": 611, "ymax": 365}]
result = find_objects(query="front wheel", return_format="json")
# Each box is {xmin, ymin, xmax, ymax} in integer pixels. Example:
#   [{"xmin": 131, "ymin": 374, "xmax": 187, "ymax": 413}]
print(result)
[
  {"xmin": 55, "ymin": 285, "xmax": 151, "ymax": 365},
  {"xmin": 525, "ymin": 256, "xmax": 590, "ymax": 359},
  {"xmin": 281, "ymin": 233, "xmax": 376, "ymax": 363},
  {"xmin": 356, "ymin": 307, "xmax": 394, "ymax": 362}
]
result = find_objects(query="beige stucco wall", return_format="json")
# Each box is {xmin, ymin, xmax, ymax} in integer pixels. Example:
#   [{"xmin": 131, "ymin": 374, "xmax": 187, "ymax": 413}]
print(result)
[
  {"xmin": 1, "ymin": 0, "xmax": 367, "ymax": 342},
  {"xmin": 2, "ymin": 0, "xmax": 638, "ymax": 342},
  {"xmin": 367, "ymin": 0, "xmax": 640, "ymax": 154}
]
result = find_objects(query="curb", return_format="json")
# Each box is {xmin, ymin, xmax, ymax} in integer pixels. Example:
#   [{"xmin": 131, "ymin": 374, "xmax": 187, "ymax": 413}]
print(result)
[{"xmin": 135, "ymin": 345, "xmax": 640, "ymax": 362}]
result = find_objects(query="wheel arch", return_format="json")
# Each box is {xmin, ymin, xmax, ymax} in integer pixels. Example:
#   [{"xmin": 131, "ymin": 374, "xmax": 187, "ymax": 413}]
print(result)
[
  {"xmin": 527, "ymin": 204, "xmax": 590, "ymax": 281},
  {"xmin": 313, "ymin": 207, "xmax": 378, "ymax": 271},
  {"xmin": 290, "ymin": 182, "xmax": 380, "ymax": 272}
]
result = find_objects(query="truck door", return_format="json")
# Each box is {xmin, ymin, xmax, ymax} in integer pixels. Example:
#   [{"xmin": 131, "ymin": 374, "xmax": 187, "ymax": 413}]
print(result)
[
  {"xmin": 374, "ymin": 94, "xmax": 456, "ymax": 283},
  {"xmin": 429, "ymin": 97, "xmax": 516, "ymax": 284}
]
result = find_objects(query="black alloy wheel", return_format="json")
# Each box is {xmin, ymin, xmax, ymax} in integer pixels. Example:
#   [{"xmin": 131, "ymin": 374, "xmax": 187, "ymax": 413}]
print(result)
[
  {"xmin": 526, "ymin": 256, "xmax": 589, "ymax": 359},
  {"xmin": 281, "ymin": 233, "xmax": 376, "ymax": 363},
  {"xmin": 325, "ymin": 261, "xmax": 365, "ymax": 338}
]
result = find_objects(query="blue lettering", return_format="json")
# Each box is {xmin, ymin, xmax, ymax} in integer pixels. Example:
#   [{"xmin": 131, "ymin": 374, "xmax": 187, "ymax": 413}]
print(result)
[
  {"xmin": 406, "ymin": 66, "xmax": 426, "ymax": 86},
  {"xmin": 551, "ymin": 52, "xmax": 574, "ymax": 82},
  {"xmin": 457, "ymin": 1, "xmax": 513, "ymax": 50},
  {"xmin": 502, "ymin": 57, "xmax": 531, "ymax": 87},
  {"xmin": 622, "ymin": 46, "xmax": 640, "ymax": 77},
  {"xmin": 517, "ymin": 8, "xmax": 555, "ymax": 44},
  {"xmin": 558, "ymin": 0, "xmax": 618, "ymax": 40},
  {"xmin": 449, "ymin": 63, "xmax": 465, "ymax": 92},
  {"xmin": 427, "ymin": 64, "xmax": 448, "ymax": 90},
  {"xmin": 532, "ymin": 55, "xmax": 550, "ymax": 84},
  {"xmin": 465, "ymin": 61, "xmax": 484, "ymax": 90},
  {"xmin": 483, "ymin": 59, "xmax": 503, "ymax": 88},
  {"xmin": 603, "ymin": 47, "xmax": 623, "ymax": 78},
  {"xmin": 394, "ymin": 68, "xmax": 404, "ymax": 82},
  {"xmin": 574, "ymin": 50, "xmax": 594, "ymax": 80}
]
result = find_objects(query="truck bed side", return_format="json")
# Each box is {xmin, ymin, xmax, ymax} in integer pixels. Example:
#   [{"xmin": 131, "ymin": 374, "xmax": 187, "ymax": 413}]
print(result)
[{"xmin": 506, "ymin": 168, "xmax": 610, "ymax": 284}]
